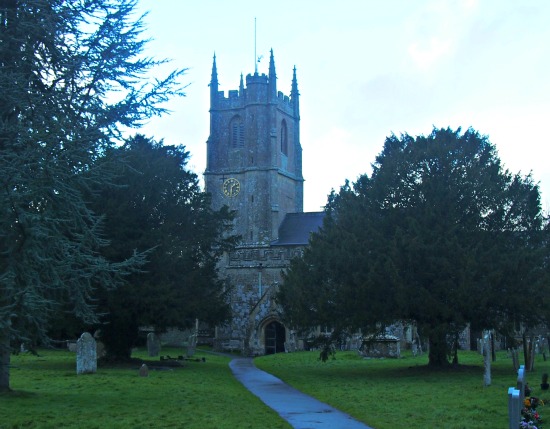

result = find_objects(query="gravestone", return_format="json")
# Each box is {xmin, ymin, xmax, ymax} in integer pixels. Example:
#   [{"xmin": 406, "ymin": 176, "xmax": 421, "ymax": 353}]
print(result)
[
  {"xmin": 412, "ymin": 340, "xmax": 418, "ymax": 356},
  {"xmin": 508, "ymin": 387, "xmax": 521, "ymax": 429},
  {"xmin": 186, "ymin": 332, "xmax": 197, "ymax": 357},
  {"xmin": 517, "ymin": 365, "xmax": 526, "ymax": 404},
  {"xmin": 186, "ymin": 345, "xmax": 196, "ymax": 357},
  {"xmin": 96, "ymin": 340, "xmax": 106, "ymax": 358},
  {"xmin": 76, "ymin": 332, "xmax": 97, "ymax": 374},
  {"xmin": 483, "ymin": 331, "xmax": 491, "ymax": 386},
  {"xmin": 347, "ymin": 335, "xmax": 361, "ymax": 351},
  {"xmin": 139, "ymin": 364, "xmax": 149, "ymax": 377},
  {"xmin": 411, "ymin": 337, "xmax": 424, "ymax": 356},
  {"xmin": 147, "ymin": 332, "xmax": 161, "ymax": 357}
]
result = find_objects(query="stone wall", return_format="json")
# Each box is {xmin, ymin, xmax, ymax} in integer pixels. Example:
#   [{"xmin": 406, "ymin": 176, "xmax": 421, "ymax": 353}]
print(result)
[{"xmin": 215, "ymin": 243, "xmax": 305, "ymax": 355}]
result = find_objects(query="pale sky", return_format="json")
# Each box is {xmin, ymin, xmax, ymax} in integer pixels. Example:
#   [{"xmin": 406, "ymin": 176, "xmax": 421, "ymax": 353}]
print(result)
[{"xmin": 135, "ymin": 0, "xmax": 550, "ymax": 213}]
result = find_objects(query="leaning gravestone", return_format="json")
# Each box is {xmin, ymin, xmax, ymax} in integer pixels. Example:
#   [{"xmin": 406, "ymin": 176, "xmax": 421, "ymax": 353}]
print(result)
[
  {"xmin": 147, "ymin": 332, "xmax": 161, "ymax": 357},
  {"xmin": 76, "ymin": 332, "xmax": 97, "ymax": 374}
]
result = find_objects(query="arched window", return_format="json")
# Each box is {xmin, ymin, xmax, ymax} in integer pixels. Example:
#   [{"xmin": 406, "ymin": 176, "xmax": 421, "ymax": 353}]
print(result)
[
  {"xmin": 230, "ymin": 116, "xmax": 244, "ymax": 148},
  {"xmin": 280, "ymin": 120, "xmax": 288, "ymax": 155}
]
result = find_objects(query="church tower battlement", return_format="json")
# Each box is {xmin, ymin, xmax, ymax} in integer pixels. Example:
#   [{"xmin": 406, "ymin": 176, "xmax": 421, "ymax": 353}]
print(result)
[{"xmin": 205, "ymin": 50, "xmax": 303, "ymax": 244}]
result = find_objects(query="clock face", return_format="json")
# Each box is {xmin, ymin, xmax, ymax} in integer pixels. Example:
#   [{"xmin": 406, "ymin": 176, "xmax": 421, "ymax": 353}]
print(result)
[{"xmin": 222, "ymin": 177, "xmax": 240, "ymax": 197}]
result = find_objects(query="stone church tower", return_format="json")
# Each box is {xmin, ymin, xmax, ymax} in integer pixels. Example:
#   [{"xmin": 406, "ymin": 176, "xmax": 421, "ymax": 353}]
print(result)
[
  {"xmin": 205, "ymin": 50, "xmax": 303, "ymax": 242},
  {"xmin": 205, "ymin": 51, "xmax": 323, "ymax": 355}
]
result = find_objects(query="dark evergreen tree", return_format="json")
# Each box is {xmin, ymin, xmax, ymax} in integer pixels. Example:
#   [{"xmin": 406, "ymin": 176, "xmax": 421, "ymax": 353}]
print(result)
[
  {"xmin": 278, "ymin": 127, "xmax": 549, "ymax": 367},
  {"xmin": 0, "ymin": 0, "xmax": 185, "ymax": 390},
  {"xmin": 89, "ymin": 135, "xmax": 237, "ymax": 360}
]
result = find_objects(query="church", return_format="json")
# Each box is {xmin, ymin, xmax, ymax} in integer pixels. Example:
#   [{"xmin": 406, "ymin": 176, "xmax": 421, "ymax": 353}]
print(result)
[{"xmin": 204, "ymin": 50, "xmax": 324, "ymax": 355}]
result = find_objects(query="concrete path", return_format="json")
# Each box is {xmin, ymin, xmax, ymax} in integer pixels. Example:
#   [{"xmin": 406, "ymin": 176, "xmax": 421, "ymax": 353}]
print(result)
[{"xmin": 229, "ymin": 358, "xmax": 375, "ymax": 429}]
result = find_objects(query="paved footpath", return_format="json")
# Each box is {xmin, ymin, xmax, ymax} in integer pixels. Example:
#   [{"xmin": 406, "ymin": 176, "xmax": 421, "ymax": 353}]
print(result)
[{"xmin": 229, "ymin": 358, "xmax": 375, "ymax": 429}]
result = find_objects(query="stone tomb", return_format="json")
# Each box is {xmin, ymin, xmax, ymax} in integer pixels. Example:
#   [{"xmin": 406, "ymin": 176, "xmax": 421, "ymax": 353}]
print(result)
[
  {"xmin": 76, "ymin": 332, "xmax": 97, "ymax": 374},
  {"xmin": 359, "ymin": 335, "xmax": 401, "ymax": 359}
]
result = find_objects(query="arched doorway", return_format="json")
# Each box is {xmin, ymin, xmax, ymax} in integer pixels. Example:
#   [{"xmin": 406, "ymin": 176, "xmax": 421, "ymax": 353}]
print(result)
[{"xmin": 264, "ymin": 321, "xmax": 286, "ymax": 354}]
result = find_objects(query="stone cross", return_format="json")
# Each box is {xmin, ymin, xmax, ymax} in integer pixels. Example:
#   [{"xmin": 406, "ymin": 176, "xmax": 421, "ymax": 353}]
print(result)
[
  {"xmin": 76, "ymin": 332, "xmax": 97, "ymax": 374},
  {"xmin": 508, "ymin": 387, "xmax": 521, "ymax": 429},
  {"xmin": 147, "ymin": 332, "xmax": 160, "ymax": 357}
]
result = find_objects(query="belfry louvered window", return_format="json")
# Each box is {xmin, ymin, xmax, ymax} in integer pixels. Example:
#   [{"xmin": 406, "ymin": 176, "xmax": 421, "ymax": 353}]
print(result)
[
  {"xmin": 230, "ymin": 116, "xmax": 244, "ymax": 148},
  {"xmin": 280, "ymin": 120, "xmax": 288, "ymax": 155}
]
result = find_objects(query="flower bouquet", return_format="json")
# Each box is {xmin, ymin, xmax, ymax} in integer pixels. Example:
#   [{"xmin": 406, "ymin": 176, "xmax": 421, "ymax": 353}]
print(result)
[{"xmin": 521, "ymin": 397, "xmax": 544, "ymax": 429}]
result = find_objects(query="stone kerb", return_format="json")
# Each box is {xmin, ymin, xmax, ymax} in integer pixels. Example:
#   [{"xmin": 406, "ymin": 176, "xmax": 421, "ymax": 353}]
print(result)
[{"xmin": 76, "ymin": 332, "xmax": 97, "ymax": 375}]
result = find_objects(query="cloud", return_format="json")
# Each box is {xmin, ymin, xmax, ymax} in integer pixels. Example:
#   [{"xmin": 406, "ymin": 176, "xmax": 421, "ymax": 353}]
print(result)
[
  {"xmin": 408, "ymin": 37, "xmax": 451, "ymax": 70},
  {"xmin": 404, "ymin": 0, "xmax": 482, "ymax": 71}
]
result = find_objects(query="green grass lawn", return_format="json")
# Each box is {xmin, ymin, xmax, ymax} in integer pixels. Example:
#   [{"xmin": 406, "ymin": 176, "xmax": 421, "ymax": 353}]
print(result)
[
  {"xmin": 1, "ymin": 347, "xmax": 547, "ymax": 429},
  {"xmin": 255, "ymin": 349, "xmax": 550, "ymax": 429},
  {"xmin": 0, "ymin": 348, "xmax": 291, "ymax": 429}
]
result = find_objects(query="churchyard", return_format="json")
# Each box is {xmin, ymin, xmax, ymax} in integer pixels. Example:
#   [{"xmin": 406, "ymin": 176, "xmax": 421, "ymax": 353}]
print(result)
[
  {"xmin": 1, "ymin": 347, "xmax": 289, "ymax": 429},
  {"xmin": 256, "ymin": 349, "xmax": 550, "ymax": 428},
  {"xmin": 1, "ymin": 346, "xmax": 548, "ymax": 429}
]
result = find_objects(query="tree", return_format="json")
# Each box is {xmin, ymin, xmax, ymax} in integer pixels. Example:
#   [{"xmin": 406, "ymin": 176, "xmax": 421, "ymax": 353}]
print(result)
[
  {"xmin": 88, "ymin": 135, "xmax": 237, "ymax": 360},
  {"xmin": 0, "ymin": 0, "xmax": 185, "ymax": 391},
  {"xmin": 278, "ymin": 127, "xmax": 549, "ymax": 367}
]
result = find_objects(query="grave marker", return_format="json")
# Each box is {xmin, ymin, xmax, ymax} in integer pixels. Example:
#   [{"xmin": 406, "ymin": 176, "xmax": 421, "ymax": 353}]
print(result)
[
  {"xmin": 483, "ymin": 331, "xmax": 491, "ymax": 386},
  {"xmin": 508, "ymin": 387, "xmax": 521, "ymax": 429},
  {"xmin": 517, "ymin": 365, "xmax": 526, "ymax": 403},
  {"xmin": 147, "ymin": 332, "xmax": 160, "ymax": 357},
  {"xmin": 76, "ymin": 332, "xmax": 97, "ymax": 374},
  {"xmin": 139, "ymin": 364, "xmax": 149, "ymax": 377}
]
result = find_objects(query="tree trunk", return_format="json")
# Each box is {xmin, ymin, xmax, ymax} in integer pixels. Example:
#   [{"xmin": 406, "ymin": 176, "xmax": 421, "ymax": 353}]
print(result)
[
  {"xmin": 0, "ymin": 329, "xmax": 11, "ymax": 392},
  {"xmin": 523, "ymin": 332, "xmax": 535, "ymax": 371},
  {"xmin": 428, "ymin": 327, "xmax": 450, "ymax": 367},
  {"xmin": 100, "ymin": 319, "xmax": 138, "ymax": 362},
  {"xmin": 510, "ymin": 347, "xmax": 519, "ymax": 371},
  {"xmin": 529, "ymin": 338, "xmax": 536, "ymax": 371}
]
